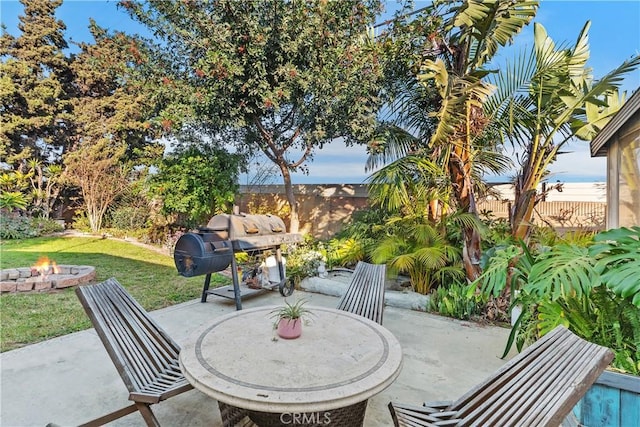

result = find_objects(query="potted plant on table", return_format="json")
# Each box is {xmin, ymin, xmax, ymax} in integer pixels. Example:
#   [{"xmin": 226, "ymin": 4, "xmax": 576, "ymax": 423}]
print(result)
[{"xmin": 270, "ymin": 299, "xmax": 312, "ymax": 339}]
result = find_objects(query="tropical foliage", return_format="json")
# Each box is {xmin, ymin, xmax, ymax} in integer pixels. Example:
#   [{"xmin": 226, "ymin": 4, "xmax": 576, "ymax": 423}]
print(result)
[
  {"xmin": 429, "ymin": 281, "xmax": 486, "ymax": 320},
  {"xmin": 370, "ymin": 0, "xmax": 538, "ymax": 281},
  {"xmin": 472, "ymin": 227, "xmax": 640, "ymax": 374},
  {"xmin": 371, "ymin": 212, "xmax": 465, "ymax": 294},
  {"xmin": 327, "ymin": 207, "xmax": 391, "ymax": 267},
  {"xmin": 487, "ymin": 22, "xmax": 640, "ymax": 240}
]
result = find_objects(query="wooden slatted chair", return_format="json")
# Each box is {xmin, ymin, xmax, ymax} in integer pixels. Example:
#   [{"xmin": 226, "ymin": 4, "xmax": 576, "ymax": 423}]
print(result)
[
  {"xmin": 336, "ymin": 261, "xmax": 386, "ymax": 324},
  {"xmin": 75, "ymin": 278, "xmax": 195, "ymax": 427},
  {"xmin": 388, "ymin": 325, "xmax": 614, "ymax": 427}
]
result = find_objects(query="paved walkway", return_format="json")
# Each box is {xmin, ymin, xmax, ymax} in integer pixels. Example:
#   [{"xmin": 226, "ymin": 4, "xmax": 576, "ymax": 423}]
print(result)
[{"xmin": 1, "ymin": 289, "xmax": 512, "ymax": 427}]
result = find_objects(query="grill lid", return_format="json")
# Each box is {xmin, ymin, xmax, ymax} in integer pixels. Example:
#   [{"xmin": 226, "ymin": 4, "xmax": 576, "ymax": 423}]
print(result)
[
  {"xmin": 203, "ymin": 213, "xmax": 302, "ymax": 251},
  {"xmin": 206, "ymin": 213, "xmax": 287, "ymax": 238}
]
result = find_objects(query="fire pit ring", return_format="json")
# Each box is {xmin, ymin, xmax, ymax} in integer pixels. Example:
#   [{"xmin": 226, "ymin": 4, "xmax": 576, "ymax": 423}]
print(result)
[{"xmin": 0, "ymin": 265, "xmax": 96, "ymax": 293}]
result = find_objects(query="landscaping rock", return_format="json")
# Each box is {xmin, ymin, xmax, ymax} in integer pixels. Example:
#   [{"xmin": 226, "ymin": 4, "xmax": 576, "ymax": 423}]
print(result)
[
  {"xmin": 300, "ymin": 275, "xmax": 430, "ymax": 312},
  {"xmin": 16, "ymin": 282, "xmax": 34, "ymax": 292},
  {"xmin": 0, "ymin": 282, "xmax": 17, "ymax": 293}
]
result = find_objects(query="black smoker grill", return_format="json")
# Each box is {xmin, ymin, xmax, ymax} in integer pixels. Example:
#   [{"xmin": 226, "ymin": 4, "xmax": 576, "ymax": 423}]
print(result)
[{"xmin": 174, "ymin": 213, "xmax": 302, "ymax": 310}]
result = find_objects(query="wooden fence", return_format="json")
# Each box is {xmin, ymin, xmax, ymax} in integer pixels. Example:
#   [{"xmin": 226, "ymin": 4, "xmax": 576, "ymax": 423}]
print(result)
[{"xmin": 478, "ymin": 200, "xmax": 606, "ymax": 230}]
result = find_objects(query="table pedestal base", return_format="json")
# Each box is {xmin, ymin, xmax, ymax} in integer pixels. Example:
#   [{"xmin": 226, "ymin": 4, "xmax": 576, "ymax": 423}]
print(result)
[
  {"xmin": 218, "ymin": 402, "xmax": 255, "ymax": 427},
  {"xmin": 218, "ymin": 401, "xmax": 368, "ymax": 427}
]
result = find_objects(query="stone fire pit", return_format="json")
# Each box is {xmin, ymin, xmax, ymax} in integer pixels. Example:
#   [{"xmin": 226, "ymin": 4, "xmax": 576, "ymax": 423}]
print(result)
[{"xmin": 0, "ymin": 265, "xmax": 96, "ymax": 293}]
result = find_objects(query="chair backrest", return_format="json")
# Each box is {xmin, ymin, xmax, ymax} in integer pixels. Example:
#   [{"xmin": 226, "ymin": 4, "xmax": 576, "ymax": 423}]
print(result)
[
  {"xmin": 336, "ymin": 261, "xmax": 386, "ymax": 324},
  {"xmin": 448, "ymin": 325, "xmax": 614, "ymax": 426},
  {"xmin": 75, "ymin": 278, "xmax": 182, "ymax": 394}
]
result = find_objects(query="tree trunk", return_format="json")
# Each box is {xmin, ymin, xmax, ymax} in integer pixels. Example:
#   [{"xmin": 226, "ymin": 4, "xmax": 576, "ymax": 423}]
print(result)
[
  {"xmin": 462, "ymin": 220, "xmax": 482, "ymax": 281},
  {"xmin": 279, "ymin": 164, "xmax": 300, "ymax": 233},
  {"xmin": 511, "ymin": 153, "xmax": 542, "ymax": 241},
  {"xmin": 510, "ymin": 190, "xmax": 537, "ymax": 241},
  {"xmin": 86, "ymin": 201, "xmax": 102, "ymax": 233},
  {"xmin": 449, "ymin": 146, "xmax": 482, "ymax": 282}
]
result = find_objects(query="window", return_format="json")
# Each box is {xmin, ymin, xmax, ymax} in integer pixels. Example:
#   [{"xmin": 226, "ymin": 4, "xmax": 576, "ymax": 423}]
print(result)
[{"xmin": 617, "ymin": 127, "xmax": 640, "ymax": 227}]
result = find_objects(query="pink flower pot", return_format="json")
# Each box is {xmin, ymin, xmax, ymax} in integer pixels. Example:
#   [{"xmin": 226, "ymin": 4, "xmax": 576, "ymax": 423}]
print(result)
[{"xmin": 277, "ymin": 318, "xmax": 302, "ymax": 339}]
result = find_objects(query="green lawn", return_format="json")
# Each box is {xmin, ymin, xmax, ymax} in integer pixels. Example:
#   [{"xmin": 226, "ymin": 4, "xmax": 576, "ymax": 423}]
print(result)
[{"xmin": 0, "ymin": 236, "xmax": 230, "ymax": 352}]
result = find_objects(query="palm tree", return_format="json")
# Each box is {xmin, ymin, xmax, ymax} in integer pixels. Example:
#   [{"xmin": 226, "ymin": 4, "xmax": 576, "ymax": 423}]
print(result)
[
  {"xmin": 370, "ymin": 0, "xmax": 537, "ymax": 280},
  {"xmin": 487, "ymin": 22, "xmax": 640, "ymax": 240},
  {"xmin": 371, "ymin": 211, "xmax": 465, "ymax": 294}
]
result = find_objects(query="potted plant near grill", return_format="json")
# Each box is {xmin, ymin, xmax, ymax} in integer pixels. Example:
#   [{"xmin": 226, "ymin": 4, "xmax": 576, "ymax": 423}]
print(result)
[{"xmin": 270, "ymin": 299, "xmax": 312, "ymax": 339}]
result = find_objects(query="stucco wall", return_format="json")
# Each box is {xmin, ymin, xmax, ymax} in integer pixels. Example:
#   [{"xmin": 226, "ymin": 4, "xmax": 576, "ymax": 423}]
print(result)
[
  {"xmin": 236, "ymin": 184, "xmax": 606, "ymax": 238},
  {"xmin": 236, "ymin": 184, "xmax": 369, "ymax": 239}
]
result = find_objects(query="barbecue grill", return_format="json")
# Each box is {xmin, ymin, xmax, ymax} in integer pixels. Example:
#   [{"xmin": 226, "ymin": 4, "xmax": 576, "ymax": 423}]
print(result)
[{"xmin": 174, "ymin": 213, "xmax": 302, "ymax": 310}]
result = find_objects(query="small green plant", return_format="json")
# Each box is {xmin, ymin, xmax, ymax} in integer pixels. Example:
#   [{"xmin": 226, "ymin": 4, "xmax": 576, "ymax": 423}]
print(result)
[
  {"xmin": 269, "ymin": 299, "xmax": 313, "ymax": 324},
  {"xmin": 429, "ymin": 282, "xmax": 486, "ymax": 320},
  {"xmin": 325, "ymin": 237, "xmax": 366, "ymax": 267},
  {"xmin": 285, "ymin": 237, "xmax": 327, "ymax": 285},
  {"xmin": 71, "ymin": 211, "xmax": 92, "ymax": 232}
]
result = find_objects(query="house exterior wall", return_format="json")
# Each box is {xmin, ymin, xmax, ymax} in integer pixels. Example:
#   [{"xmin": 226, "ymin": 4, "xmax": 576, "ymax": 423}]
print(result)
[
  {"xmin": 606, "ymin": 110, "xmax": 640, "ymax": 228},
  {"xmin": 617, "ymin": 119, "xmax": 640, "ymax": 226}
]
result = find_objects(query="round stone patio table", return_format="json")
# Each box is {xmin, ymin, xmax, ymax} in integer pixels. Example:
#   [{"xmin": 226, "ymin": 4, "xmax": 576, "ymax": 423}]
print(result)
[{"xmin": 179, "ymin": 305, "xmax": 403, "ymax": 426}]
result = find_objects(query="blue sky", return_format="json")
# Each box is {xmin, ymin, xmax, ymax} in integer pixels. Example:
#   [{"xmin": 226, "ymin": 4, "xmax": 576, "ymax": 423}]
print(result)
[{"xmin": 2, "ymin": 0, "xmax": 639, "ymax": 184}]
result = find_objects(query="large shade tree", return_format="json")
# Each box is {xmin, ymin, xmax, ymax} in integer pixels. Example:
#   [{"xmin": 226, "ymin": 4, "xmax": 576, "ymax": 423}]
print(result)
[
  {"xmin": 0, "ymin": 0, "xmax": 72, "ymax": 216},
  {"xmin": 64, "ymin": 22, "xmax": 162, "ymax": 232},
  {"xmin": 0, "ymin": 0, "xmax": 71, "ymax": 165},
  {"xmin": 121, "ymin": 0, "xmax": 386, "ymax": 232}
]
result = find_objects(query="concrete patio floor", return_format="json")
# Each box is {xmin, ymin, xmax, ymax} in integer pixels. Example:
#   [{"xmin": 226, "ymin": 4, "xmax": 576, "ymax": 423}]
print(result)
[{"xmin": 1, "ymin": 288, "xmax": 512, "ymax": 427}]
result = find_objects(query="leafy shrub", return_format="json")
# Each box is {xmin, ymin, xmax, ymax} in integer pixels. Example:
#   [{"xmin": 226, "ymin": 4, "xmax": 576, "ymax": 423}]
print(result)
[
  {"xmin": 108, "ymin": 206, "xmax": 149, "ymax": 230},
  {"xmin": 325, "ymin": 237, "xmax": 366, "ymax": 268},
  {"xmin": 331, "ymin": 207, "xmax": 390, "ymax": 261},
  {"xmin": 479, "ymin": 209, "xmax": 512, "ymax": 247},
  {"xmin": 330, "ymin": 208, "xmax": 468, "ymax": 294},
  {"xmin": 0, "ymin": 191, "xmax": 28, "ymax": 210},
  {"xmin": 474, "ymin": 226, "xmax": 640, "ymax": 374},
  {"xmin": 534, "ymin": 288, "xmax": 640, "ymax": 375},
  {"xmin": 0, "ymin": 215, "xmax": 63, "ymax": 239},
  {"xmin": 150, "ymin": 144, "xmax": 242, "ymax": 228},
  {"xmin": 371, "ymin": 212, "xmax": 464, "ymax": 294},
  {"xmin": 34, "ymin": 217, "xmax": 65, "ymax": 235},
  {"xmin": 0, "ymin": 215, "xmax": 34, "ymax": 239},
  {"xmin": 71, "ymin": 212, "xmax": 92, "ymax": 232},
  {"xmin": 429, "ymin": 282, "xmax": 486, "ymax": 320}
]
